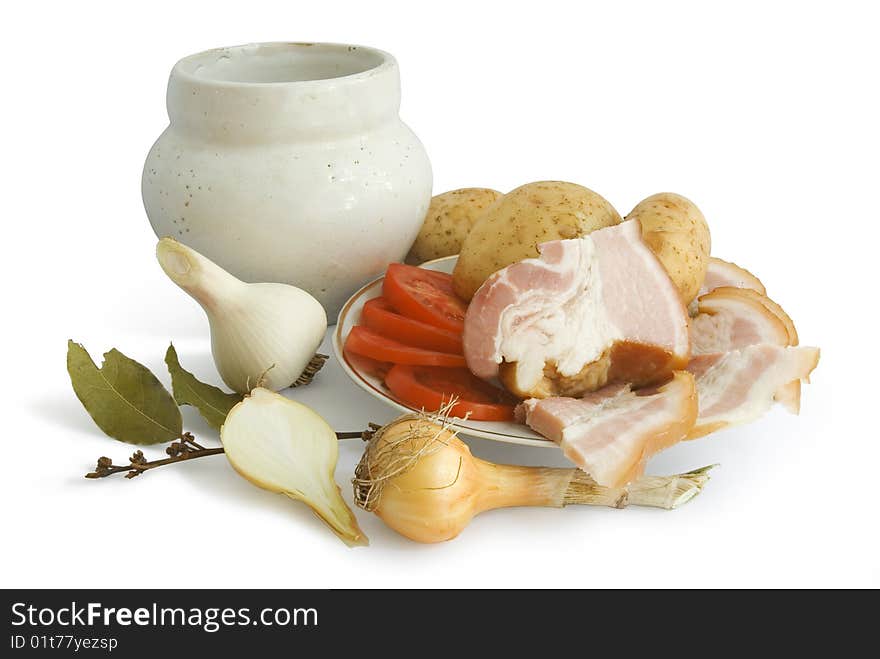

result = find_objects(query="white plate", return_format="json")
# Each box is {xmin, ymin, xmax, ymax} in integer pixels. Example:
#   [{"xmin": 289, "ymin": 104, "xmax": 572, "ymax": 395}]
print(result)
[{"xmin": 332, "ymin": 256, "xmax": 550, "ymax": 446}]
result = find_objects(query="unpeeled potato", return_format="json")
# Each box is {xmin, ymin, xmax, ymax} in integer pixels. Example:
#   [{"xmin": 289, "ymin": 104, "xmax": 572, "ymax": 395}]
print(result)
[
  {"xmin": 452, "ymin": 181, "xmax": 621, "ymax": 300},
  {"xmin": 625, "ymin": 193, "xmax": 711, "ymax": 305},
  {"xmin": 405, "ymin": 188, "xmax": 503, "ymax": 264}
]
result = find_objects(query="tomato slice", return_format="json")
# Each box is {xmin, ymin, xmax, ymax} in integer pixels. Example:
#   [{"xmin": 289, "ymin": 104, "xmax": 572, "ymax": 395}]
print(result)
[
  {"xmin": 343, "ymin": 346, "xmax": 393, "ymax": 380},
  {"xmin": 382, "ymin": 263, "xmax": 468, "ymax": 333},
  {"xmin": 361, "ymin": 297, "xmax": 464, "ymax": 354},
  {"xmin": 344, "ymin": 326, "xmax": 467, "ymax": 367},
  {"xmin": 384, "ymin": 365, "xmax": 517, "ymax": 421}
]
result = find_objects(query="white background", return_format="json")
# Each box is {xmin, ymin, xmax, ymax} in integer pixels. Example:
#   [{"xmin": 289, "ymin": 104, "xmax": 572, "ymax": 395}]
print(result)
[{"xmin": 2, "ymin": 0, "xmax": 876, "ymax": 588}]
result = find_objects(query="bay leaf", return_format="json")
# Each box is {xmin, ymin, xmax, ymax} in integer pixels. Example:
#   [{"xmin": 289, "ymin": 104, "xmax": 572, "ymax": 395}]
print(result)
[
  {"xmin": 165, "ymin": 344, "xmax": 241, "ymax": 430},
  {"xmin": 67, "ymin": 340, "xmax": 183, "ymax": 444}
]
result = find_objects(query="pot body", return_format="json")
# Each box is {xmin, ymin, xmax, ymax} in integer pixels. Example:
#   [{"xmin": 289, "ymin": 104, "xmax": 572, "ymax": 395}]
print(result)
[{"xmin": 143, "ymin": 42, "xmax": 432, "ymax": 318}]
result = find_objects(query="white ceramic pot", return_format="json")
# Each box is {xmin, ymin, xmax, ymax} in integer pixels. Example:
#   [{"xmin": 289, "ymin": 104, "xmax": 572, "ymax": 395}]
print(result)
[{"xmin": 142, "ymin": 42, "xmax": 432, "ymax": 318}]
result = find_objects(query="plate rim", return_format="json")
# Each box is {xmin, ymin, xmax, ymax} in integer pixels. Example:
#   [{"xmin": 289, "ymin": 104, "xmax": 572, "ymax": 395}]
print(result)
[{"xmin": 332, "ymin": 256, "xmax": 553, "ymax": 447}]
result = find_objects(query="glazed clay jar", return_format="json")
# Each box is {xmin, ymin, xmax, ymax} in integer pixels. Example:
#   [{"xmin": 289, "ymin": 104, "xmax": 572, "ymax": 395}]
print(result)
[{"xmin": 143, "ymin": 43, "xmax": 432, "ymax": 318}]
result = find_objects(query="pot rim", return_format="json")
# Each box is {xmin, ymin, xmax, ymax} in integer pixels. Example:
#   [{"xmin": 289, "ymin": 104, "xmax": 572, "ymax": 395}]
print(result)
[{"xmin": 171, "ymin": 41, "xmax": 396, "ymax": 88}]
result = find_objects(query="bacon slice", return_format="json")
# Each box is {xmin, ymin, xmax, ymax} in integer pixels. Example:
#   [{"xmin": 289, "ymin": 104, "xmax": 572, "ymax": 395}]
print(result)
[
  {"xmin": 687, "ymin": 344, "xmax": 819, "ymax": 439},
  {"xmin": 517, "ymin": 372, "xmax": 697, "ymax": 487},
  {"xmin": 699, "ymin": 257, "xmax": 766, "ymax": 296},
  {"xmin": 463, "ymin": 219, "xmax": 690, "ymax": 399},
  {"xmin": 690, "ymin": 257, "xmax": 767, "ymax": 316},
  {"xmin": 690, "ymin": 286, "xmax": 803, "ymax": 412},
  {"xmin": 690, "ymin": 287, "xmax": 796, "ymax": 354}
]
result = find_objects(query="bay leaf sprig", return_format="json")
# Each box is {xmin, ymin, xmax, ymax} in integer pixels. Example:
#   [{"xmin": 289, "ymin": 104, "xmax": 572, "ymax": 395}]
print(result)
[
  {"xmin": 67, "ymin": 340, "xmax": 183, "ymax": 445},
  {"xmin": 68, "ymin": 341, "xmax": 327, "ymax": 442},
  {"xmin": 165, "ymin": 344, "xmax": 241, "ymax": 431},
  {"xmin": 68, "ymin": 339, "xmax": 355, "ymax": 481}
]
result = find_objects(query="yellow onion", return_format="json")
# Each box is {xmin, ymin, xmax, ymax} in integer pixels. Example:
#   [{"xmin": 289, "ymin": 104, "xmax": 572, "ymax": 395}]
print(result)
[{"xmin": 354, "ymin": 412, "xmax": 711, "ymax": 544}]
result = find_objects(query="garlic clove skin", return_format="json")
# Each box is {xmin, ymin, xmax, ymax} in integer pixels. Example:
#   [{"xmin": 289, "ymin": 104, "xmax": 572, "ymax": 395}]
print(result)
[
  {"xmin": 208, "ymin": 282, "xmax": 326, "ymax": 393},
  {"xmin": 157, "ymin": 238, "xmax": 327, "ymax": 393},
  {"xmin": 222, "ymin": 388, "xmax": 368, "ymax": 547},
  {"xmin": 156, "ymin": 236, "xmax": 247, "ymax": 311}
]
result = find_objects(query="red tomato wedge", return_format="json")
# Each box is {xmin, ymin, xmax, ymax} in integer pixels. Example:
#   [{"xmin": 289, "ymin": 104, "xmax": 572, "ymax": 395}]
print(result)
[
  {"xmin": 344, "ymin": 326, "xmax": 467, "ymax": 368},
  {"xmin": 382, "ymin": 263, "xmax": 468, "ymax": 333},
  {"xmin": 384, "ymin": 365, "xmax": 517, "ymax": 421},
  {"xmin": 361, "ymin": 297, "xmax": 464, "ymax": 354},
  {"xmin": 343, "ymin": 347, "xmax": 393, "ymax": 380}
]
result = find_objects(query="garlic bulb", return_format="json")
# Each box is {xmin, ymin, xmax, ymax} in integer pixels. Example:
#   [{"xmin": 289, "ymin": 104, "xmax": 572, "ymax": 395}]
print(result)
[
  {"xmin": 222, "ymin": 388, "xmax": 367, "ymax": 546},
  {"xmin": 156, "ymin": 238, "xmax": 327, "ymax": 393}
]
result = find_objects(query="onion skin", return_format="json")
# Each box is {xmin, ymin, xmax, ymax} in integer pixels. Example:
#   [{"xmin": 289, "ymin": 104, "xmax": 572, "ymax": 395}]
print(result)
[
  {"xmin": 223, "ymin": 388, "xmax": 367, "ymax": 547},
  {"xmin": 367, "ymin": 421, "xmax": 486, "ymax": 543},
  {"xmin": 373, "ymin": 435, "xmax": 569, "ymax": 543}
]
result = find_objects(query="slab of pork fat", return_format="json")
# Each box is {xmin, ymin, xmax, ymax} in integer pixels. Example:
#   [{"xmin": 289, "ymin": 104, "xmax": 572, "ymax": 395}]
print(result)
[{"xmin": 464, "ymin": 219, "xmax": 690, "ymax": 399}]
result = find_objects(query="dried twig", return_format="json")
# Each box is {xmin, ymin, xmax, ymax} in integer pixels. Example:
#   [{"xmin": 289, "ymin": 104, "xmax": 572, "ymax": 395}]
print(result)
[
  {"xmin": 84, "ymin": 426, "xmax": 376, "ymax": 480},
  {"xmin": 85, "ymin": 433, "xmax": 223, "ymax": 479}
]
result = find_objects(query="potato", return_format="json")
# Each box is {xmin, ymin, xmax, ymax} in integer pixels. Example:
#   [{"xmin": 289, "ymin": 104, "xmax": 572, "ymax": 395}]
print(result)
[
  {"xmin": 452, "ymin": 181, "xmax": 621, "ymax": 300},
  {"xmin": 625, "ymin": 192, "xmax": 711, "ymax": 305},
  {"xmin": 405, "ymin": 188, "xmax": 502, "ymax": 264}
]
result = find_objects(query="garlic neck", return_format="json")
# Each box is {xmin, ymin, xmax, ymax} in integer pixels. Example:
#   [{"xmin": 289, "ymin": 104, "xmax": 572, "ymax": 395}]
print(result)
[
  {"xmin": 156, "ymin": 238, "xmax": 246, "ymax": 313},
  {"xmin": 473, "ymin": 459, "xmax": 573, "ymax": 512}
]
